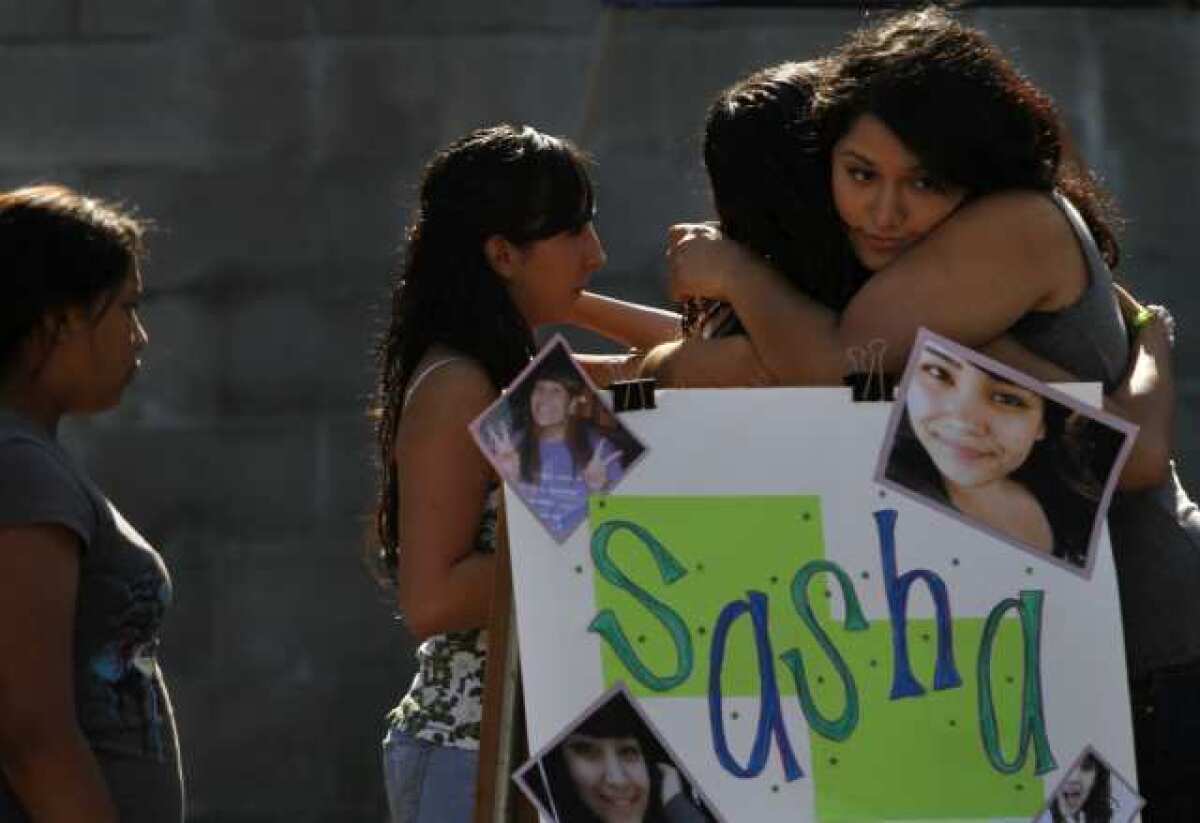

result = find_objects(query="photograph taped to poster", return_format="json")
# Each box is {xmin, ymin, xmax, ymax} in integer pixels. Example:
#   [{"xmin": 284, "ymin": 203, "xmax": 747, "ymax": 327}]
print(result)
[
  {"xmin": 877, "ymin": 328, "xmax": 1137, "ymax": 579},
  {"xmin": 1031, "ymin": 745, "xmax": 1144, "ymax": 823},
  {"xmin": 471, "ymin": 334, "xmax": 646, "ymax": 543},
  {"xmin": 506, "ymin": 386, "xmax": 1140, "ymax": 822},
  {"xmin": 513, "ymin": 683, "xmax": 725, "ymax": 822}
]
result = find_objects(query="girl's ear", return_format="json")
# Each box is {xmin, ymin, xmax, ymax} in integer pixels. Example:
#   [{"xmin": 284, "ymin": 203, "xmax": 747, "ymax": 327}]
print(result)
[
  {"xmin": 37, "ymin": 309, "xmax": 77, "ymax": 347},
  {"xmin": 484, "ymin": 234, "xmax": 520, "ymax": 280}
]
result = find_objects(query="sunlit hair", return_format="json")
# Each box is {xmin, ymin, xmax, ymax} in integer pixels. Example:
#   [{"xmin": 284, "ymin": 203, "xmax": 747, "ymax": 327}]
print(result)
[
  {"xmin": 818, "ymin": 5, "xmax": 1121, "ymax": 267},
  {"xmin": 703, "ymin": 60, "xmax": 859, "ymax": 310},
  {"xmin": 0, "ymin": 184, "xmax": 146, "ymax": 379},
  {"xmin": 372, "ymin": 124, "xmax": 595, "ymax": 579}
]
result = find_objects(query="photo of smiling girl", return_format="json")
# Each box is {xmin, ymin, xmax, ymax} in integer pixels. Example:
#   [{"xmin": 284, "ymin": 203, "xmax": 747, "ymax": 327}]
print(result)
[
  {"xmin": 881, "ymin": 330, "xmax": 1134, "ymax": 573},
  {"xmin": 473, "ymin": 338, "xmax": 644, "ymax": 542},
  {"xmin": 1033, "ymin": 748, "xmax": 1144, "ymax": 823},
  {"xmin": 515, "ymin": 687, "xmax": 719, "ymax": 823}
]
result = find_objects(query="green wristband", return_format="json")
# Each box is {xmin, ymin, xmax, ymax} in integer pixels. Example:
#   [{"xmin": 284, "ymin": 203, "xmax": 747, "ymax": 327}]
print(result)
[{"xmin": 1133, "ymin": 307, "xmax": 1157, "ymax": 330}]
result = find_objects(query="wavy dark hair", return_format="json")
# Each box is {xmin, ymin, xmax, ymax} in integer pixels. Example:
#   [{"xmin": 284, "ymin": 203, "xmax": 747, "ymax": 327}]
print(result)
[
  {"xmin": 508, "ymin": 344, "xmax": 595, "ymax": 486},
  {"xmin": 1050, "ymin": 752, "xmax": 1113, "ymax": 823},
  {"xmin": 372, "ymin": 124, "xmax": 594, "ymax": 579},
  {"xmin": 885, "ymin": 363, "xmax": 1123, "ymax": 568},
  {"xmin": 818, "ymin": 5, "xmax": 1121, "ymax": 268},
  {"xmin": 0, "ymin": 184, "xmax": 146, "ymax": 381},
  {"xmin": 703, "ymin": 60, "xmax": 860, "ymax": 312}
]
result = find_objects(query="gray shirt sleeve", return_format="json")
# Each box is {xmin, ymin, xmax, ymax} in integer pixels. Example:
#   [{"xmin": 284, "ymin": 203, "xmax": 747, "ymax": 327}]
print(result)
[{"xmin": 0, "ymin": 437, "xmax": 96, "ymax": 548}]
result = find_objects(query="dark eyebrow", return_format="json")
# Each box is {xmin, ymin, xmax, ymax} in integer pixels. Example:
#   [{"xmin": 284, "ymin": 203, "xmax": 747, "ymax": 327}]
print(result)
[
  {"xmin": 839, "ymin": 149, "xmax": 876, "ymax": 166},
  {"xmin": 985, "ymin": 374, "xmax": 1037, "ymax": 395},
  {"xmin": 923, "ymin": 345, "xmax": 963, "ymax": 370},
  {"xmin": 838, "ymin": 147, "xmax": 924, "ymax": 175}
]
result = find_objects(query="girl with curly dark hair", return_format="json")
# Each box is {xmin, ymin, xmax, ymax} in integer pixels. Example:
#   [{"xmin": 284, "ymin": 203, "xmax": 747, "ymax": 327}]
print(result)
[{"xmin": 662, "ymin": 8, "xmax": 1198, "ymax": 816}]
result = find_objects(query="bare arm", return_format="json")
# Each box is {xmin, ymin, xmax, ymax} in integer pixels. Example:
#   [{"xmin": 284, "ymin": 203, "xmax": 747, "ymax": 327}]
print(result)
[
  {"xmin": 393, "ymin": 359, "xmax": 499, "ymax": 641},
  {"xmin": 639, "ymin": 334, "xmax": 776, "ymax": 388},
  {"xmin": 669, "ymin": 203, "xmax": 1174, "ymax": 487},
  {"xmin": 836, "ymin": 191, "xmax": 1085, "ymax": 370},
  {"xmin": 665, "ymin": 222, "xmax": 843, "ymax": 385},
  {"xmin": 0, "ymin": 525, "xmax": 119, "ymax": 822},
  {"xmin": 574, "ymin": 353, "xmax": 646, "ymax": 389},
  {"xmin": 1107, "ymin": 303, "xmax": 1174, "ymax": 488},
  {"xmin": 669, "ymin": 192, "xmax": 1085, "ymax": 382},
  {"xmin": 566, "ymin": 291, "xmax": 682, "ymax": 350}
]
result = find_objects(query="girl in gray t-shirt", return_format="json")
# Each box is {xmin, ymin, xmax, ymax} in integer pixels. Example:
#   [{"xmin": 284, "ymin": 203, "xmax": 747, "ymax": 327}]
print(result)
[{"xmin": 0, "ymin": 185, "xmax": 182, "ymax": 823}]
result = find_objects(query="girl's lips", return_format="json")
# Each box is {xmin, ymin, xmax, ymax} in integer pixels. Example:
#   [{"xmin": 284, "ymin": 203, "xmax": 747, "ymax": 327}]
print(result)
[
  {"xmin": 931, "ymin": 433, "xmax": 994, "ymax": 462},
  {"xmin": 949, "ymin": 443, "xmax": 989, "ymax": 461},
  {"xmin": 861, "ymin": 232, "xmax": 910, "ymax": 252},
  {"xmin": 596, "ymin": 792, "xmax": 640, "ymax": 811}
]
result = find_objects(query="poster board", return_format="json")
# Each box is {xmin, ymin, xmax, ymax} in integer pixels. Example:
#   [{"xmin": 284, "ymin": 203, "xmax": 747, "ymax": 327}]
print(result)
[{"xmin": 506, "ymin": 386, "xmax": 1139, "ymax": 822}]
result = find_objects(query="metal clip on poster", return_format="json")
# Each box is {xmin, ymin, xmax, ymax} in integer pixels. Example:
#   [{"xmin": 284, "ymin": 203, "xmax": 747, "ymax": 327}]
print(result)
[
  {"xmin": 843, "ymin": 338, "xmax": 896, "ymax": 401},
  {"xmin": 609, "ymin": 377, "xmax": 657, "ymax": 413}
]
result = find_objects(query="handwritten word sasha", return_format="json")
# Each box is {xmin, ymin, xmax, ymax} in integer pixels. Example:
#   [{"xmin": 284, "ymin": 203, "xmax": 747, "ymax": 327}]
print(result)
[{"xmin": 587, "ymin": 509, "xmax": 1056, "ymax": 782}]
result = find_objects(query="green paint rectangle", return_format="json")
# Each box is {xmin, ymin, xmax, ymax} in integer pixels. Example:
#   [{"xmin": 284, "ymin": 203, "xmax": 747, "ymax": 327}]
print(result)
[{"xmin": 587, "ymin": 495, "xmax": 1042, "ymax": 821}]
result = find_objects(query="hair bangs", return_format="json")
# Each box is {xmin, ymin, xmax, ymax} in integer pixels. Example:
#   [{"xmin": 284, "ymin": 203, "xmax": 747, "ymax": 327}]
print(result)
[{"xmin": 512, "ymin": 139, "xmax": 594, "ymax": 244}]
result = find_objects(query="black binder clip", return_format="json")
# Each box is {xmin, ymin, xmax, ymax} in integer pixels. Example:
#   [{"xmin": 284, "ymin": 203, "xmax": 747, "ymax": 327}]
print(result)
[
  {"xmin": 610, "ymin": 378, "xmax": 657, "ymax": 412},
  {"xmin": 844, "ymin": 340, "xmax": 896, "ymax": 401}
]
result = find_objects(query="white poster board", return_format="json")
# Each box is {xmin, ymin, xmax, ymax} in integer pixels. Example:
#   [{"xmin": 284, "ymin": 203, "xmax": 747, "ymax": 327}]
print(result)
[{"xmin": 507, "ymin": 387, "xmax": 1138, "ymax": 822}]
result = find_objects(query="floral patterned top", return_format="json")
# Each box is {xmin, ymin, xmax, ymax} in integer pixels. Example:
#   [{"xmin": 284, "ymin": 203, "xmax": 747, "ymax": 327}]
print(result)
[{"xmin": 387, "ymin": 487, "xmax": 499, "ymax": 749}]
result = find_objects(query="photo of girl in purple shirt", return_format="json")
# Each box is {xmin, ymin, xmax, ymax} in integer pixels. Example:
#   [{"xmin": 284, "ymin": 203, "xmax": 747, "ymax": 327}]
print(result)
[{"xmin": 479, "ymin": 340, "xmax": 644, "ymax": 542}]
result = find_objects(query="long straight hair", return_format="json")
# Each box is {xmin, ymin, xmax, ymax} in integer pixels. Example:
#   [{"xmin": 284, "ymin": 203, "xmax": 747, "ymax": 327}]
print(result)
[{"xmin": 371, "ymin": 124, "xmax": 595, "ymax": 580}]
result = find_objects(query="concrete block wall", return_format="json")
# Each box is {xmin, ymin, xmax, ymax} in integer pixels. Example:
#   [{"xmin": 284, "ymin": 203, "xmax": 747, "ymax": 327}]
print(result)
[{"xmin": 1, "ymin": 2, "xmax": 1197, "ymax": 819}]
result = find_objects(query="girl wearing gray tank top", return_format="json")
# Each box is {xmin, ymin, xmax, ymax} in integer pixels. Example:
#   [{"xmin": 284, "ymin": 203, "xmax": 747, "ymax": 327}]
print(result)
[
  {"xmin": 652, "ymin": 10, "xmax": 1194, "ymax": 817},
  {"xmin": 370, "ymin": 124, "xmax": 609, "ymax": 823}
]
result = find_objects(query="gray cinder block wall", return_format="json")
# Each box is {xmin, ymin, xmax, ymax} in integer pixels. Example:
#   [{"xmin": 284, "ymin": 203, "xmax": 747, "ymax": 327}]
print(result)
[{"xmin": 0, "ymin": 2, "xmax": 1196, "ymax": 820}]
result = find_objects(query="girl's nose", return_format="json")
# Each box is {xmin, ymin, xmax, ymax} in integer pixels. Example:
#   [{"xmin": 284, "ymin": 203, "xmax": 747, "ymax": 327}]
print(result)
[
  {"xmin": 602, "ymin": 749, "xmax": 629, "ymax": 784},
  {"xmin": 870, "ymin": 183, "xmax": 906, "ymax": 231},
  {"xmin": 947, "ymin": 391, "xmax": 990, "ymax": 432},
  {"xmin": 584, "ymin": 223, "xmax": 607, "ymax": 271}
]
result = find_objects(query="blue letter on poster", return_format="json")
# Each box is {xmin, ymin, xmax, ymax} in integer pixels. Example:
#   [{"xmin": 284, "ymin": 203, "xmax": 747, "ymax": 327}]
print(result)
[
  {"xmin": 708, "ymin": 591, "xmax": 804, "ymax": 781},
  {"xmin": 876, "ymin": 509, "xmax": 963, "ymax": 698}
]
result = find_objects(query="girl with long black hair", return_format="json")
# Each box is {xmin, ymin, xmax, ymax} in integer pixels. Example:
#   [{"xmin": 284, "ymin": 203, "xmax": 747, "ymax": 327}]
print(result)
[{"xmin": 372, "ymin": 124, "xmax": 606, "ymax": 823}]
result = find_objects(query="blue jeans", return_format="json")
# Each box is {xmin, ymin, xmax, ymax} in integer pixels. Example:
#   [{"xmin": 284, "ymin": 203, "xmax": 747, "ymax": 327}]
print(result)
[{"xmin": 381, "ymin": 727, "xmax": 478, "ymax": 823}]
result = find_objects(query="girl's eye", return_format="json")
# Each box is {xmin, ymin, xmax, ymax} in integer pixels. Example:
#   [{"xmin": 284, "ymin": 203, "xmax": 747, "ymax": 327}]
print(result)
[
  {"xmin": 921, "ymin": 364, "xmax": 952, "ymax": 383},
  {"xmin": 912, "ymin": 176, "xmax": 939, "ymax": 193},
  {"xmin": 568, "ymin": 741, "xmax": 599, "ymax": 759},
  {"xmin": 991, "ymin": 391, "xmax": 1030, "ymax": 409},
  {"xmin": 846, "ymin": 165, "xmax": 875, "ymax": 184}
]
